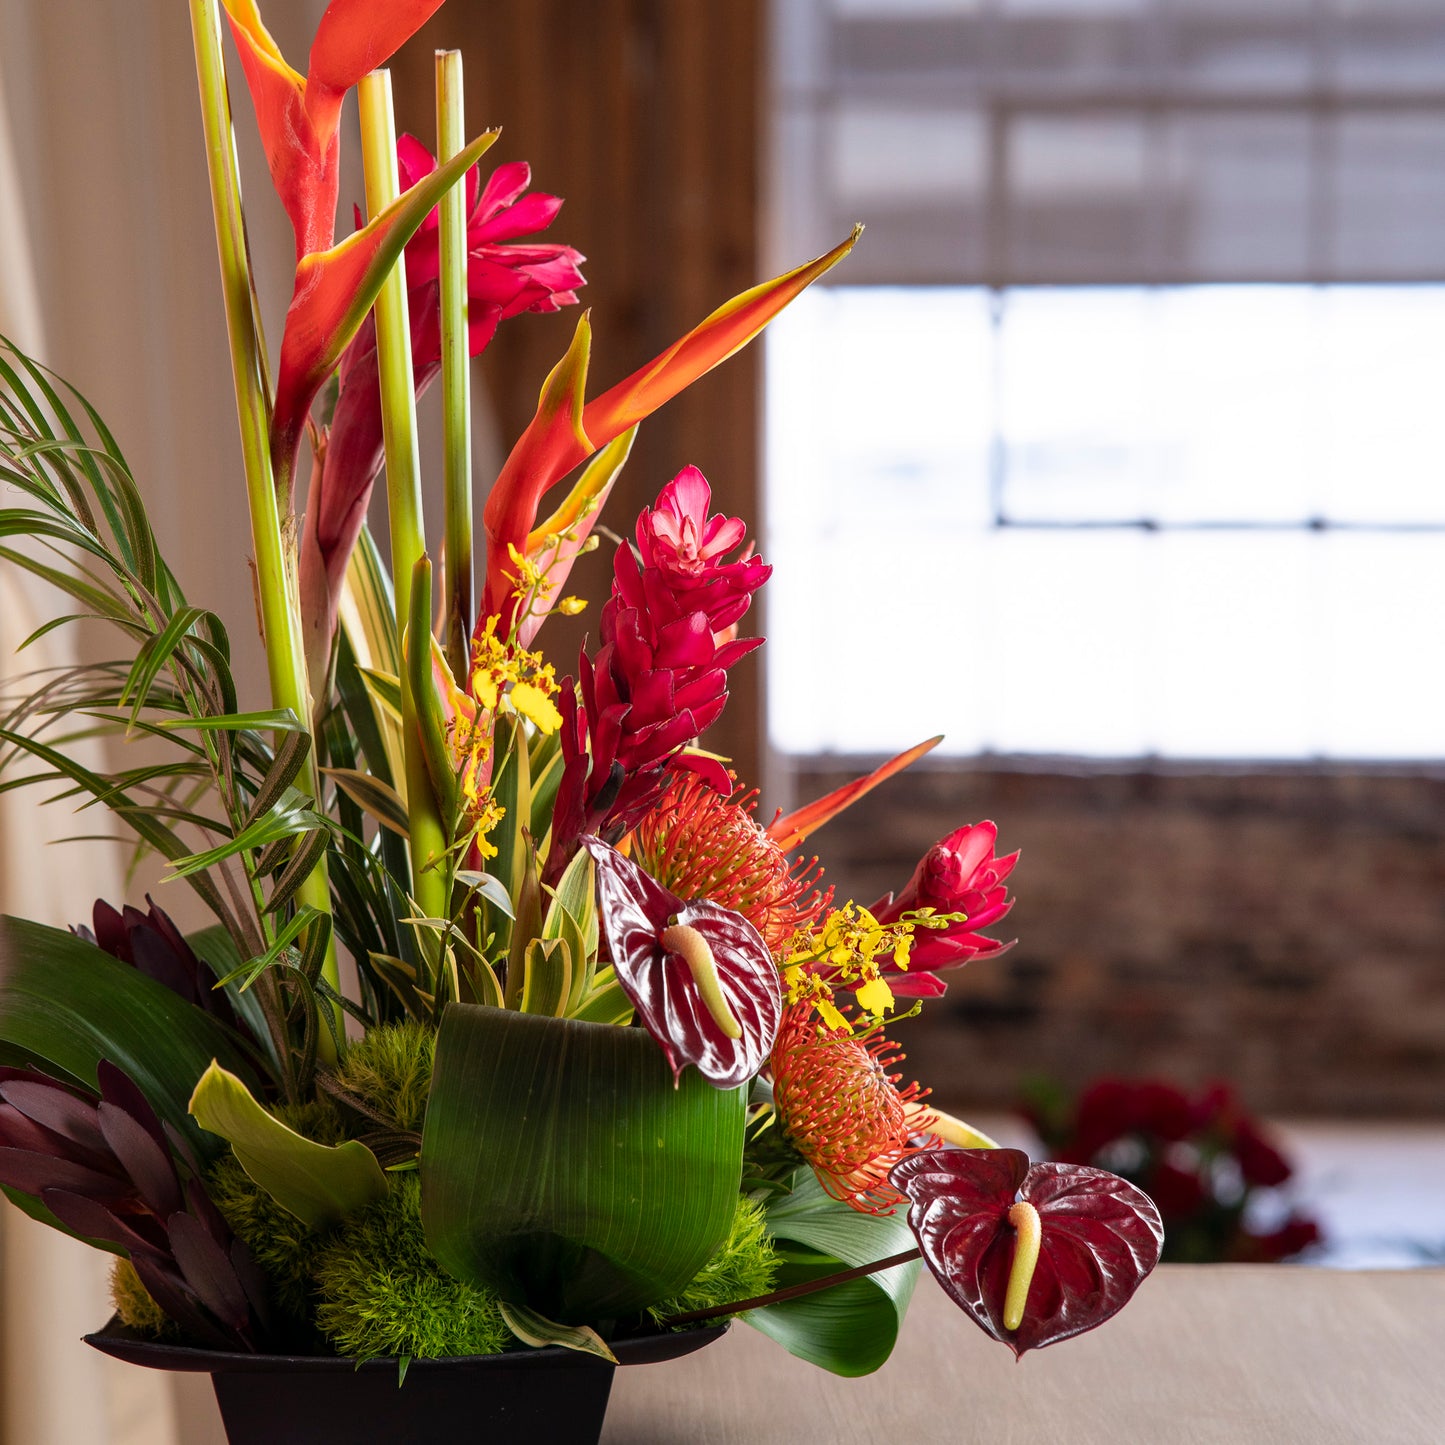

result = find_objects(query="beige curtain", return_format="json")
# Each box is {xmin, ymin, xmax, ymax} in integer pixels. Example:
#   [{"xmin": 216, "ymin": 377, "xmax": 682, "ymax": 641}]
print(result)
[
  {"xmin": 0, "ymin": 37, "xmax": 174, "ymax": 1445},
  {"xmin": 0, "ymin": 0, "xmax": 298, "ymax": 1438}
]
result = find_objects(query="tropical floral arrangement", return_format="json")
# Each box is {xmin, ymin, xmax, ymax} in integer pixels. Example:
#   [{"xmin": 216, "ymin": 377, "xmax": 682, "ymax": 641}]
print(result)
[
  {"xmin": 1023, "ymin": 1076, "xmax": 1322, "ymax": 1265},
  {"xmin": 0, "ymin": 0, "xmax": 1165, "ymax": 1384}
]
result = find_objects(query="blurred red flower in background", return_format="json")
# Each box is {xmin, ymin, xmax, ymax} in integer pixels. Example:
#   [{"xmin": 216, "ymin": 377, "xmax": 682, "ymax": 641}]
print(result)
[{"xmin": 1021, "ymin": 1074, "xmax": 1321, "ymax": 1264}]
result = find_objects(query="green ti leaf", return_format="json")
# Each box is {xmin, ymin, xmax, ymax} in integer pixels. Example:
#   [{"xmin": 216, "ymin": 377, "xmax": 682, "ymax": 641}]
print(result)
[
  {"xmin": 0, "ymin": 917, "xmax": 262, "ymax": 1159},
  {"xmin": 744, "ymin": 1169, "xmax": 921, "ymax": 1377},
  {"xmin": 421, "ymin": 1004, "xmax": 744, "ymax": 1322}
]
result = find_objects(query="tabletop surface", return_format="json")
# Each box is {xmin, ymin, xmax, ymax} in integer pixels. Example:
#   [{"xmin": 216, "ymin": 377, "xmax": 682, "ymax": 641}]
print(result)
[{"xmin": 602, "ymin": 1264, "xmax": 1445, "ymax": 1444}]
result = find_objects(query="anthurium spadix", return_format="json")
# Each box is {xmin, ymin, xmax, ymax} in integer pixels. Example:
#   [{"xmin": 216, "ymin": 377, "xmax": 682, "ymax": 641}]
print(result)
[
  {"xmin": 269, "ymin": 129, "xmax": 501, "ymax": 496},
  {"xmin": 221, "ymin": 0, "xmax": 447, "ymax": 260},
  {"xmin": 584, "ymin": 837, "xmax": 780, "ymax": 1089},
  {"xmin": 477, "ymin": 226, "xmax": 863, "ymax": 649}
]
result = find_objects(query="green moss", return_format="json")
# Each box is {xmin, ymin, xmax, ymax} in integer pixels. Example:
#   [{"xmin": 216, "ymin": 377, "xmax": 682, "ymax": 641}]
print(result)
[
  {"xmin": 205, "ymin": 1099, "xmax": 344, "ymax": 1323},
  {"xmin": 110, "ymin": 1258, "xmax": 175, "ymax": 1338},
  {"xmin": 649, "ymin": 1194, "xmax": 779, "ymax": 1326},
  {"xmin": 311, "ymin": 1172, "xmax": 508, "ymax": 1360},
  {"xmin": 333, "ymin": 1021, "xmax": 434, "ymax": 1131}
]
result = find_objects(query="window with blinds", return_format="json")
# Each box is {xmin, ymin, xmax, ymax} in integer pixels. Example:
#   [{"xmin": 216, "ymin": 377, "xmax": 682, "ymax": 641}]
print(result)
[{"xmin": 765, "ymin": 0, "xmax": 1445, "ymax": 760}]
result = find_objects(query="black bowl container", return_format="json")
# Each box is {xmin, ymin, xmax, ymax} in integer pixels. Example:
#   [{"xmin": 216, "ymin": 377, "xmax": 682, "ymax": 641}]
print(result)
[{"xmin": 86, "ymin": 1317, "xmax": 728, "ymax": 1445}]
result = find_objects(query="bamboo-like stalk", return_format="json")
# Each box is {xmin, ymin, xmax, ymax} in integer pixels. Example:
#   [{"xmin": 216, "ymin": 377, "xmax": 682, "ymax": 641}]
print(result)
[
  {"xmin": 436, "ymin": 50, "xmax": 473, "ymax": 681},
  {"xmin": 189, "ymin": 0, "xmax": 341, "ymax": 1059},
  {"xmin": 357, "ymin": 69, "xmax": 451, "ymax": 937}
]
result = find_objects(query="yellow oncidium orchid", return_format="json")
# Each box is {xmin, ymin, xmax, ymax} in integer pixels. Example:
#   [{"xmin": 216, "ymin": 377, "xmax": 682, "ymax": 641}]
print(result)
[{"xmin": 782, "ymin": 900, "xmax": 969, "ymax": 1034}]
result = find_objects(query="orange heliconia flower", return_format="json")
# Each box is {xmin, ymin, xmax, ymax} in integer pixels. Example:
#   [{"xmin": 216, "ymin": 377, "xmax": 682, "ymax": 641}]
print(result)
[
  {"xmin": 632, "ymin": 772, "xmax": 829, "ymax": 952},
  {"xmin": 769, "ymin": 1004, "xmax": 939, "ymax": 1215}
]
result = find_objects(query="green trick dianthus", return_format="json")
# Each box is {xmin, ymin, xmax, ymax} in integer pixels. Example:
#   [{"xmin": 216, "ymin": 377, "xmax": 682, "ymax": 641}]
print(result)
[
  {"xmin": 331, "ymin": 1020, "xmax": 434, "ymax": 1132},
  {"xmin": 110, "ymin": 1258, "xmax": 175, "ymax": 1337},
  {"xmin": 649, "ymin": 1193, "xmax": 780, "ymax": 1326},
  {"xmin": 311, "ymin": 1172, "xmax": 508, "ymax": 1360}
]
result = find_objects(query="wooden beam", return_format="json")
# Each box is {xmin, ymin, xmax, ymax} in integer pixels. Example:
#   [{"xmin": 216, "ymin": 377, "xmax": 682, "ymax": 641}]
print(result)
[{"xmin": 393, "ymin": 0, "xmax": 765, "ymax": 790}]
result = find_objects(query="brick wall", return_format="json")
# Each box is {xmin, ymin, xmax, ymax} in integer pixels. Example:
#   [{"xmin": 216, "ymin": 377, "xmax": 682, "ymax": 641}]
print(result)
[{"xmin": 791, "ymin": 760, "xmax": 1445, "ymax": 1118}]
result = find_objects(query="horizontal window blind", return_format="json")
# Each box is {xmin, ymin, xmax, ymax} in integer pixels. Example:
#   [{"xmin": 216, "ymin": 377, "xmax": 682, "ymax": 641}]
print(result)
[{"xmin": 771, "ymin": 0, "xmax": 1445, "ymax": 285}]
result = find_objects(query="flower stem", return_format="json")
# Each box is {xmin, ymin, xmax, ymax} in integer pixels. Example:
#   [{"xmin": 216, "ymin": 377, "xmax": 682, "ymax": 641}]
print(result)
[
  {"xmin": 357, "ymin": 69, "xmax": 451, "ymax": 940},
  {"xmin": 658, "ymin": 1246, "xmax": 923, "ymax": 1327},
  {"xmin": 189, "ymin": 0, "xmax": 339, "ymax": 1060},
  {"xmin": 435, "ymin": 49, "xmax": 473, "ymax": 682}
]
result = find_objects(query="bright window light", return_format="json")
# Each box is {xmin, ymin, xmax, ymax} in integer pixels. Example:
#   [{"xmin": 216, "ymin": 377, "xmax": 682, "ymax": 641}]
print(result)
[{"xmin": 765, "ymin": 285, "xmax": 1445, "ymax": 759}]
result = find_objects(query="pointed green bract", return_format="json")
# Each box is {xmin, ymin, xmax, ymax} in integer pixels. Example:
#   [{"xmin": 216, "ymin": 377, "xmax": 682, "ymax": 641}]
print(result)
[
  {"xmin": 189, "ymin": 1061, "xmax": 388, "ymax": 1229},
  {"xmin": 498, "ymin": 1301, "xmax": 617, "ymax": 1363},
  {"xmin": 421, "ymin": 1004, "xmax": 744, "ymax": 1322}
]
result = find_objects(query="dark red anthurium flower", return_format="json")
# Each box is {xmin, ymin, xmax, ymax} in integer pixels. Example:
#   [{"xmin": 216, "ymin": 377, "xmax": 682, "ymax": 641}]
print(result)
[
  {"xmin": 890, "ymin": 1147, "xmax": 1163, "ymax": 1358},
  {"xmin": 583, "ymin": 837, "xmax": 780, "ymax": 1089}
]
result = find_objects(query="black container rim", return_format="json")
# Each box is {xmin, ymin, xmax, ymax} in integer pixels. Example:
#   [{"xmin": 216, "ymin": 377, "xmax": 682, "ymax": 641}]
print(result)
[{"xmin": 84, "ymin": 1316, "xmax": 729, "ymax": 1375}]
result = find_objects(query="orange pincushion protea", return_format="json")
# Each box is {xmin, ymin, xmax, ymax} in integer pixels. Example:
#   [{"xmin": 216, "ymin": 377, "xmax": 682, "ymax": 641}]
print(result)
[
  {"xmin": 632, "ymin": 773, "xmax": 829, "ymax": 951},
  {"xmin": 769, "ymin": 1003, "xmax": 939, "ymax": 1215}
]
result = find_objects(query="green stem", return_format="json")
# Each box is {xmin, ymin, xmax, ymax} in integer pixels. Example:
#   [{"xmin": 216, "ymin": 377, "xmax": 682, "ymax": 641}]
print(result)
[
  {"xmin": 189, "ymin": 0, "xmax": 340, "ymax": 1061},
  {"xmin": 436, "ymin": 49, "xmax": 473, "ymax": 682},
  {"xmin": 659, "ymin": 1247, "xmax": 924, "ymax": 1327},
  {"xmin": 358, "ymin": 70, "xmax": 451, "ymax": 942}
]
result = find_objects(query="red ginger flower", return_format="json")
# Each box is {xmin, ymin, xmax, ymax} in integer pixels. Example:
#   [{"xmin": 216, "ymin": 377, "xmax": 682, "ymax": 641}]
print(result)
[
  {"xmin": 298, "ymin": 136, "xmax": 584, "ymax": 686},
  {"xmin": 632, "ymin": 772, "xmax": 830, "ymax": 952},
  {"xmin": 547, "ymin": 468, "xmax": 770, "ymax": 879},
  {"xmin": 870, "ymin": 821, "xmax": 1018, "ymax": 997},
  {"xmin": 636, "ymin": 466, "xmax": 769, "ymax": 635},
  {"xmin": 769, "ymin": 1003, "xmax": 938, "ymax": 1216}
]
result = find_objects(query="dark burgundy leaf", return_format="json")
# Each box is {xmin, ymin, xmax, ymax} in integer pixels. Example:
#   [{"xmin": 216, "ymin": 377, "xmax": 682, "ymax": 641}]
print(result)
[
  {"xmin": 96, "ymin": 1061, "xmax": 172, "ymax": 1159},
  {"xmin": 89, "ymin": 900, "xmax": 132, "ymax": 961},
  {"xmin": 168, "ymin": 1212, "xmax": 251, "ymax": 1330},
  {"xmin": 891, "ymin": 1147, "xmax": 1164, "ymax": 1357},
  {"xmin": 585, "ymin": 837, "xmax": 780, "ymax": 1088},
  {"xmin": 0, "ymin": 1101, "xmax": 65, "ymax": 1157},
  {"xmin": 40, "ymin": 1187, "xmax": 170, "ymax": 1256},
  {"xmin": 164, "ymin": 1121, "xmax": 204, "ymax": 1179},
  {"xmin": 184, "ymin": 1175, "xmax": 230, "ymax": 1241},
  {"xmin": 229, "ymin": 1235, "xmax": 275, "ymax": 1330},
  {"xmin": 98, "ymin": 1102, "xmax": 182, "ymax": 1219},
  {"xmin": 0, "ymin": 1074, "xmax": 112, "ymax": 1161},
  {"xmin": 130, "ymin": 1253, "xmax": 246, "ymax": 1352},
  {"xmin": 129, "ymin": 927, "xmax": 201, "ymax": 1004},
  {"xmin": 0, "ymin": 1148, "xmax": 127, "ymax": 1201}
]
